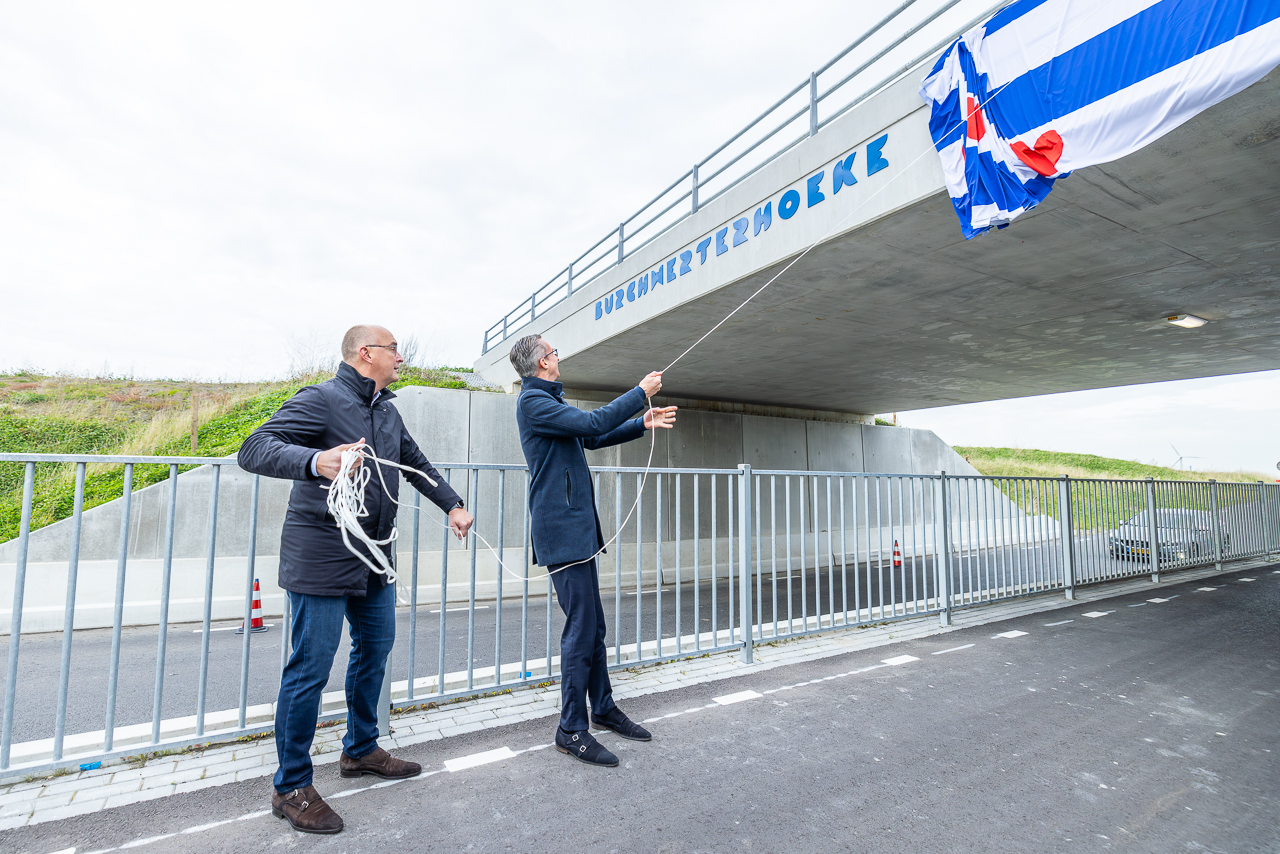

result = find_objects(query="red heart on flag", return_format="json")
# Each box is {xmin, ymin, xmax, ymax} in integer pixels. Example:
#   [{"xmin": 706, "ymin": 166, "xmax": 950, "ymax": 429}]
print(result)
[{"xmin": 1012, "ymin": 130, "xmax": 1064, "ymax": 176}]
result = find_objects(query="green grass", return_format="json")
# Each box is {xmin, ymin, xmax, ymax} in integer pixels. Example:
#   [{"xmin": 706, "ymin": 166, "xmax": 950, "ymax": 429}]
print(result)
[
  {"xmin": 955, "ymin": 446, "xmax": 1271, "ymax": 532},
  {"xmin": 0, "ymin": 382, "xmax": 320, "ymax": 542},
  {"xmin": 956, "ymin": 446, "xmax": 1270, "ymax": 483}
]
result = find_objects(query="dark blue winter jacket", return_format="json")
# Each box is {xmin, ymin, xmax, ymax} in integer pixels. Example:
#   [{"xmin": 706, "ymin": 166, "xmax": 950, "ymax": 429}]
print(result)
[
  {"xmin": 237, "ymin": 361, "xmax": 462, "ymax": 596},
  {"xmin": 515, "ymin": 377, "xmax": 647, "ymax": 567}
]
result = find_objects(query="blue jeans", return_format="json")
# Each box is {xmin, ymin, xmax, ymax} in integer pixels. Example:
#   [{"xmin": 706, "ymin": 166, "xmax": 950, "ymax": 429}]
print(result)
[
  {"xmin": 549, "ymin": 559, "xmax": 618, "ymax": 731},
  {"xmin": 273, "ymin": 575, "xmax": 395, "ymax": 793}
]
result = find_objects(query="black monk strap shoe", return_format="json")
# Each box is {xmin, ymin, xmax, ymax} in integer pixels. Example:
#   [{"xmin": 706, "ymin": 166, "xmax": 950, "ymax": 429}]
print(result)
[
  {"xmin": 590, "ymin": 708, "xmax": 652, "ymax": 742},
  {"xmin": 554, "ymin": 727, "xmax": 619, "ymax": 767},
  {"xmin": 272, "ymin": 785, "xmax": 344, "ymax": 834},
  {"xmin": 339, "ymin": 746, "xmax": 422, "ymax": 780}
]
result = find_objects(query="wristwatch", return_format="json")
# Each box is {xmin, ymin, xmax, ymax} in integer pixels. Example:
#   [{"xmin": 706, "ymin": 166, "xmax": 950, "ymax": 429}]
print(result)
[{"xmin": 451, "ymin": 500, "xmax": 465, "ymax": 511}]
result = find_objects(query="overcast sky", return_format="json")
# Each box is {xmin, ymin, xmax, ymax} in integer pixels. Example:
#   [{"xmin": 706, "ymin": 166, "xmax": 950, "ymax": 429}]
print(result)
[{"xmin": 2, "ymin": 2, "xmax": 1276, "ymax": 475}]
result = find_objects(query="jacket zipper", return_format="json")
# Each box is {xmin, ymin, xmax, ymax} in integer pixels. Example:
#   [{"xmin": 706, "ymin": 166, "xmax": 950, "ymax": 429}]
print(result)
[{"xmin": 565, "ymin": 469, "xmax": 572, "ymax": 507}]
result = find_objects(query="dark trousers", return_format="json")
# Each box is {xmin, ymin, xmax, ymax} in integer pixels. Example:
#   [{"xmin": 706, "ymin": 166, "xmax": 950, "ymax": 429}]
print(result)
[
  {"xmin": 549, "ymin": 558, "xmax": 618, "ymax": 731},
  {"xmin": 273, "ymin": 574, "xmax": 394, "ymax": 793}
]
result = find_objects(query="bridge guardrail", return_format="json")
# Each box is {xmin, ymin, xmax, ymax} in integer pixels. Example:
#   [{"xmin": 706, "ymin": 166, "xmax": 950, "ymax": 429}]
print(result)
[{"xmin": 2, "ymin": 452, "xmax": 1277, "ymax": 777}]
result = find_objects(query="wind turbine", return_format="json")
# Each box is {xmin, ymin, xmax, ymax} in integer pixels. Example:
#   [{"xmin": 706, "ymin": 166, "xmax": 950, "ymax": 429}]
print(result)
[{"xmin": 1170, "ymin": 444, "xmax": 1205, "ymax": 471}]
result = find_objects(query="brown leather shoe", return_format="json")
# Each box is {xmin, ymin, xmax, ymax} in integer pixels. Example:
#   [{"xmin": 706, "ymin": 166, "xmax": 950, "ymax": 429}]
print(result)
[
  {"xmin": 272, "ymin": 785, "xmax": 343, "ymax": 834},
  {"xmin": 339, "ymin": 746, "xmax": 422, "ymax": 780}
]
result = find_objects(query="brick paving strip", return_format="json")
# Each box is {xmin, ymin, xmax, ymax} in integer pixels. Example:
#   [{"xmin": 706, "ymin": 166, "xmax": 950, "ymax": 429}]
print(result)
[{"xmin": 0, "ymin": 558, "xmax": 1273, "ymax": 829}]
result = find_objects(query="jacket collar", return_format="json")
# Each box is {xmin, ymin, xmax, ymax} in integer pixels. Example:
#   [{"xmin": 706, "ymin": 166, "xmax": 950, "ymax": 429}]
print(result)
[
  {"xmin": 521, "ymin": 375, "xmax": 563, "ymax": 399},
  {"xmin": 335, "ymin": 361, "xmax": 397, "ymax": 407}
]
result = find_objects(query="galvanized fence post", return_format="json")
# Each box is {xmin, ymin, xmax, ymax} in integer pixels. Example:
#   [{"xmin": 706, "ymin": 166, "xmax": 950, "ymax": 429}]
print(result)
[
  {"xmin": 691, "ymin": 164, "xmax": 700, "ymax": 213},
  {"xmin": 104, "ymin": 462, "xmax": 135, "ymax": 751},
  {"xmin": 1264, "ymin": 483, "xmax": 1274, "ymax": 558},
  {"xmin": 379, "ymin": 628, "xmax": 393, "ymax": 737},
  {"xmin": 194, "ymin": 464, "xmax": 220, "ymax": 738},
  {"xmin": 738, "ymin": 465, "xmax": 753, "ymax": 663},
  {"xmin": 1209, "ymin": 480, "xmax": 1223, "ymax": 571},
  {"xmin": 1058, "ymin": 476, "xmax": 1076, "ymax": 599},
  {"xmin": 808, "ymin": 72, "xmax": 819, "ymax": 136},
  {"xmin": 1256, "ymin": 481, "xmax": 1270, "ymax": 557},
  {"xmin": 1, "ymin": 462, "xmax": 35, "ymax": 769},
  {"xmin": 55, "ymin": 462, "xmax": 88, "ymax": 760},
  {"xmin": 935, "ymin": 472, "xmax": 952, "ymax": 626},
  {"xmin": 237, "ymin": 473, "xmax": 260, "ymax": 729},
  {"xmin": 1144, "ymin": 478, "xmax": 1160, "ymax": 583}
]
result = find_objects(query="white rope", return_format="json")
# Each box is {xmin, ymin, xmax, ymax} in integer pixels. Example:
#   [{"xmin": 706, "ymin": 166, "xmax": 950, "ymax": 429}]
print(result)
[{"xmin": 326, "ymin": 4, "xmax": 1109, "ymax": 589}]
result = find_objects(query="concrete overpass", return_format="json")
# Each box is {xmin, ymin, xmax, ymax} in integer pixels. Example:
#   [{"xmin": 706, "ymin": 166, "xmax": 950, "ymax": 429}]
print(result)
[{"xmin": 473, "ymin": 16, "xmax": 1280, "ymax": 417}]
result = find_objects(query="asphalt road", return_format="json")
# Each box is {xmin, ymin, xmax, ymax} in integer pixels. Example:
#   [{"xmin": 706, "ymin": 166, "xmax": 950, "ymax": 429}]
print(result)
[
  {"xmin": 0, "ymin": 540, "xmax": 1236, "ymax": 745},
  {"xmin": 3, "ymin": 563, "xmax": 1276, "ymax": 853}
]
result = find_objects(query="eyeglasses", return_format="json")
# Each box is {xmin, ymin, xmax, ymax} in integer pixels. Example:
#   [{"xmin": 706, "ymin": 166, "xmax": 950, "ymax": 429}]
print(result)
[
  {"xmin": 364, "ymin": 343, "xmax": 399, "ymax": 354},
  {"xmin": 542, "ymin": 348, "xmax": 559, "ymax": 360}
]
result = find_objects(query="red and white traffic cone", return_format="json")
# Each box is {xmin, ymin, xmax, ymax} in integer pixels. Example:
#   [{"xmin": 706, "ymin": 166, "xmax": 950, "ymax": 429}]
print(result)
[
  {"xmin": 236, "ymin": 579, "xmax": 269, "ymax": 634},
  {"xmin": 892, "ymin": 540, "xmax": 902, "ymax": 569}
]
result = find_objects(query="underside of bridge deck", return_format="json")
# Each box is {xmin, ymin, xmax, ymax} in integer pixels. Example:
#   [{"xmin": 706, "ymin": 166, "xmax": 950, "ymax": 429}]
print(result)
[{"xmin": 552, "ymin": 74, "xmax": 1280, "ymax": 414}]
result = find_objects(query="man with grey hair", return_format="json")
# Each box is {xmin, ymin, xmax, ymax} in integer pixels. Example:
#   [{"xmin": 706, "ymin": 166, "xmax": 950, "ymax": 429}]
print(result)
[
  {"xmin": 239, "ymin": 325, "xmax": 473, "ymax": 833},
  {"xmin": 510, "ymin": 334, "xmax": 676, "ymax": 766}
]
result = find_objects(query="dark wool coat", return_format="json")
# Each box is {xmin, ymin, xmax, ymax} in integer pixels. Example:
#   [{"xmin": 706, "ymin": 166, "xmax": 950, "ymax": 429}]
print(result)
[
  {"xmin": 237, "ymin": 362, "xmax": 462, "ymax": 596},
  {"xmin": 515, "ymin": 376, "xmax": 647, "ymax": 567}
]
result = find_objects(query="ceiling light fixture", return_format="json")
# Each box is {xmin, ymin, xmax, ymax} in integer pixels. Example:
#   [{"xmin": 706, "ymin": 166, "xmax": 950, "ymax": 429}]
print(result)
[{"xmin": 1164, "ymin": 314, "xmax": 1206, "ymax": 328}]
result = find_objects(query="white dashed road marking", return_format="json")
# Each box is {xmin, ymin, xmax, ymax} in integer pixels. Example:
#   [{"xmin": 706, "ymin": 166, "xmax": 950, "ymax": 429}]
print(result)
[
  {"xmin": 1127, "ymin": 603, "xmax": 1147, "ymax": 607},
  {"xmin": 444, "ymin": 746, "xmax": 516, "ymax": 772},
  {"xmin": 1196, "ymin": 587, "xmax": 1218, "ymax": 592},
  {"xmin": 712, "ymin": 690, "xmax": 763, "ymax": 706},
  {"xmin": 1239, "ymin": 578, "xmax": 1255, "ymax": 582},
  {"xmin": 1147, "ymin": 598, "xmax": 1171, "ymax": 603},
  {"xmin": 120, "ymin": 834, "xmax": 175, "ymax": 849},
  {"xmin": 1081, "ymin": 611, "xmax": 1113, "ymax": 618},
  {"xmin": 881, "ymin": 655, "xmax": 919, "ymax": 666},
  {"xmin": 1044, "ymin": 619, "xmax": 1073, "ymax": 626},
  {"xmin": 993, "ymin": 630, "xmax": 1028, "ymax": 639},
  {"xmin": 933, "ymin": 644, "xmax": 975, "ymax": 655}
]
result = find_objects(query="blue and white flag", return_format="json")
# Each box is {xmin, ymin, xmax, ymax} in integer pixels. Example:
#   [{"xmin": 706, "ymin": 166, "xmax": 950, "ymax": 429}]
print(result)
[{"xmin": 920, "ymin": 0, "xmax": 1280, "ymax": 239}]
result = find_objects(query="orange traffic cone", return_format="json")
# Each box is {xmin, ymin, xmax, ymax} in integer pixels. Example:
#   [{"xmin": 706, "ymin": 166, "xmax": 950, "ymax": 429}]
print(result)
[
  {"xmin": 236, "ymin": 579, "xmax": 269, "ymax": 634},
  {"xmin": 892, "ymin": 540, "xmax": 902, "ymax": 569}
]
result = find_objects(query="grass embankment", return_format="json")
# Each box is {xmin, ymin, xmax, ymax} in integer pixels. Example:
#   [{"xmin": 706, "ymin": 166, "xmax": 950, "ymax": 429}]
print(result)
[
  {"xmin": 0, "ymin": 367, "xmax": 489, "ymax": 542},
  {"xmin": 956, "ymin": 446, "xmax": 1270, "ymax": 484},
  {"xmin": 958, "ymin": 446, "xmax": 1272, "ymax": 531}
]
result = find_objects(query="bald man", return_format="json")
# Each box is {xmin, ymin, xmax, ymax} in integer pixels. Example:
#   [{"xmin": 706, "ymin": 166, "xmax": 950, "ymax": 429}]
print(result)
[{"xmin": 239, "ymin": 325, "xmax": 473, "ymax": 834}]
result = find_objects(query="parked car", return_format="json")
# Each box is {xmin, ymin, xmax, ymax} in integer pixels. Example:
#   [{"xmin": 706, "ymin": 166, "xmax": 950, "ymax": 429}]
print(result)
[{"xmin": 1108, "ymin": 509, "xmax": 1228, "ymax": 562}]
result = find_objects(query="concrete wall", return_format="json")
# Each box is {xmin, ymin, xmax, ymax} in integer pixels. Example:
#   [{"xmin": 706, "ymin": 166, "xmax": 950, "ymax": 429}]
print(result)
[{"xmin": 1, "ymin": 385, "xmax": 987, "ymax": 633}]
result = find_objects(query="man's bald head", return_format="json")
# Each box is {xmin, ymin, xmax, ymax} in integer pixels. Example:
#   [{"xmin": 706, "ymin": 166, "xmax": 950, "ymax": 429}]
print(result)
[{"xmin": 341, "ymin": 325, "xmax": 391, "ymax": 364}]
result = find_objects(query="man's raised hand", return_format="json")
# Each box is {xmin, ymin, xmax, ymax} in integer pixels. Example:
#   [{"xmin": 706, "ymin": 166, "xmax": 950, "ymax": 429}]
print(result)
[
  {"xmin": 448, "ymin": 507, "xmax": 475, "ymax": 541},
  {"xmin": 315, "ymin": 438, "xmax": 366, "ymax": 481},
  {"xmin": 639, "ymin": 371, "xmax": 663, "ymax": 398},
  {"xmin": 643, "ymin": 405, "xmax": 678, "ymax": 430}
]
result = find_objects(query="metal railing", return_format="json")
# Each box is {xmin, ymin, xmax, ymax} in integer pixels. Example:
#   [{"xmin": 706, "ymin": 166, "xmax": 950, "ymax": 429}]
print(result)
[
  {"xmin": 2, "ymin": 452, "xmax": 1277, "ymax": 776},
  {"xmin": 480, "ymin": 0, "xmax": 1014, "ymax": 354}
]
